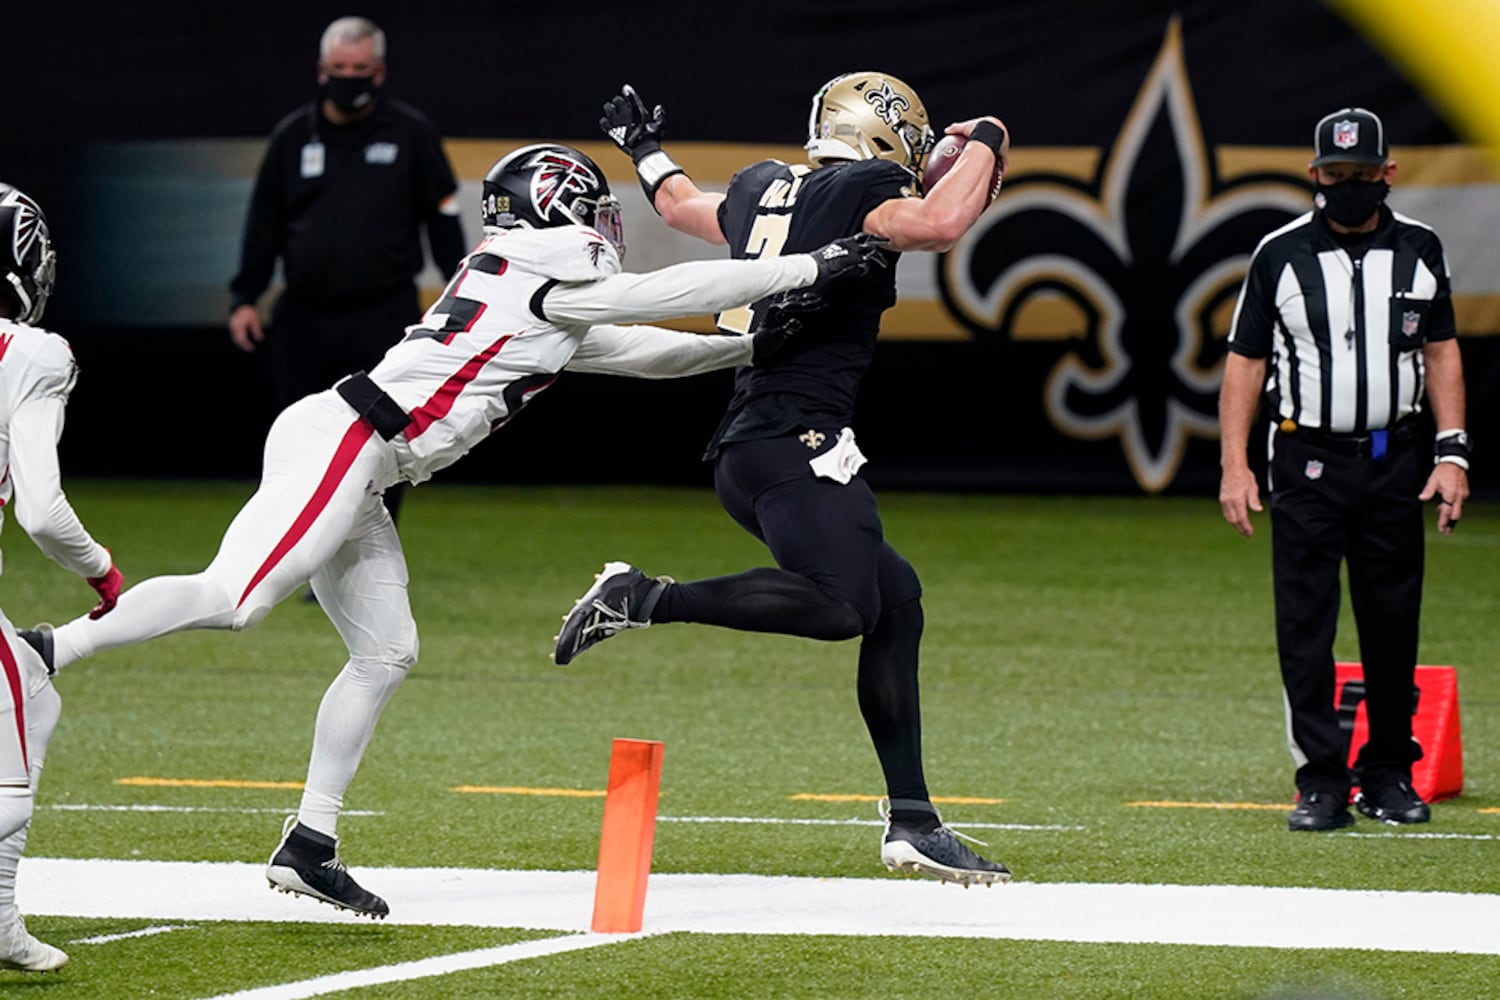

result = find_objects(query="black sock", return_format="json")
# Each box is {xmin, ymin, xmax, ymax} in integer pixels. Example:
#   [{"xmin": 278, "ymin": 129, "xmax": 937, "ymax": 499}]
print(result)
[
  {"xmin": 859, "ymin": 597, "xmax": 931, "ymax": 819},
  {"xmin": 654, "ymin": 567, "xmax": 864, "ymax": 639}
]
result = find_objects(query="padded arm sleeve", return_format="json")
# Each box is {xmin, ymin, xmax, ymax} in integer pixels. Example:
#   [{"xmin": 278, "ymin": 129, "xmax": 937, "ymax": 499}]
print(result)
[
  {"xmin": 565, "ymin": 324, "xmax": 752, "ymax": 378},
  {"xmin": 540, "ymin": 255, "xmax": 817, "ymax": 326}
]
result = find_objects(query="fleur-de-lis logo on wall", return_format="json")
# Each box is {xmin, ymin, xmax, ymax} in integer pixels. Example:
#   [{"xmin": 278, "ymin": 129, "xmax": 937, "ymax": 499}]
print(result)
[{"xmin": 940, "ymin": 18, "xmax": 1310, "ymax": 491}]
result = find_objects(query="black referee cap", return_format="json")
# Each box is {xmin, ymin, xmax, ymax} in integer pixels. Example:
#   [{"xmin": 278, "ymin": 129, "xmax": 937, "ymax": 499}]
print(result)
[{"xmin": 1312, "ymin": 108, "xmax": 1388, "ymax": 167}]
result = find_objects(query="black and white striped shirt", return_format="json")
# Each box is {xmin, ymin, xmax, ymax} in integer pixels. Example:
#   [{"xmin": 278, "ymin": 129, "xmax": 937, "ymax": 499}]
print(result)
[{"xmin": 1228, "ymin": 207, "xmax": 1456, "ymax": 433}]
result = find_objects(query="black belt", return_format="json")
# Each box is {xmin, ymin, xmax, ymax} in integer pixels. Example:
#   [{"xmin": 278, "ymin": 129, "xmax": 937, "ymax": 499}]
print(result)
[
  {"xmin": 336, "ymin": 372, "xmax": 410, "ymax": 441},
  {"xmin": 1283, "ymin": 418, "xmax": 1415, "ymax": 458}
]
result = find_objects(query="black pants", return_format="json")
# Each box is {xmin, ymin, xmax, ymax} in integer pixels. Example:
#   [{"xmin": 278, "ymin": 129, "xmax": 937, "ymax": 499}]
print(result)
[
  {"xmin": 655, "ymin": 430, "xmax": 930, "ymax": 803},
  {"xmin": 269, "ymin": 283, "xmax": 420, "ymax": 518},
  {"xmin": 1269, "ymin": 428, "xmax": 1425, "ymax": 797},
  {"xmin": 268, "ymin": 283, "xmax": 421, "ymax": 408},
  {"xmin": 713, "ymin": 432, "xmax": 921, "ymax": 627}
]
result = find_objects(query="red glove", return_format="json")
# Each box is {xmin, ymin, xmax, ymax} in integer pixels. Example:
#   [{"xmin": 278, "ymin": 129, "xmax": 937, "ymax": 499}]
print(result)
[{"xmin": 87, "ymin": 562, "xmax": 123, "ymax": 620}]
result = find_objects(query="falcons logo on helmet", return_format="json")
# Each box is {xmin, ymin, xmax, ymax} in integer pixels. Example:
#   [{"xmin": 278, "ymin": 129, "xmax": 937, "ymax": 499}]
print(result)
[
  {"xmin": 2, "ymin": 187, "xmax": 44, "ymax": 265},
  {"xmin": 525, "ymin": 148, "xmax": 600, "ymax": 217}
]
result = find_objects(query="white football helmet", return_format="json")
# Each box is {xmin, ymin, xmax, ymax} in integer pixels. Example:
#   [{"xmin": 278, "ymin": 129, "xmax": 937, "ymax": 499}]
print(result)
[{"xmin": 805, "ymin": 71, "xmax": 935, "ymax": 173}]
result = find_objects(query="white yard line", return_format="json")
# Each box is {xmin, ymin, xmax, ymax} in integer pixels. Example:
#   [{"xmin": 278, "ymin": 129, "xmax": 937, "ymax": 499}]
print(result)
[
  {"xmin": 202, "ymin": 933, "xmax": 640, "ymax": 1000},
  {"xmin": 42, "ymin": 805, "xmax": 382, "ymax": 816},
  {"xmin": 18, "ymin": 858, "xmax": 1500, "ymax": 956},
  {"xmin": 69, "ymin": 924, "xmax": 197, "ymax": 945}
]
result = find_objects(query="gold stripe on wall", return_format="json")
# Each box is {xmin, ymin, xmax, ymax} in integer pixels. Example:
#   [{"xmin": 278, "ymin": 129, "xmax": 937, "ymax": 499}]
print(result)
[
  {"xmin": 1216, "ymin": 144, "xmax": 1497, "ymax": 185},
  {"xmin": 445, "ymin": 140, "xmax": 1102, "ymax": 186}
]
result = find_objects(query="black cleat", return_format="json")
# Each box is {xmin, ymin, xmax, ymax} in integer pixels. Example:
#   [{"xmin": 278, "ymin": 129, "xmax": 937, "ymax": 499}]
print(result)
[
  {"xmin": 17, "ymin": 624, "xmax": 55, "ymax": 676},
  {"xmin": 1288, "ymin": 791, "xmax": 1356, "ymax": 832},
  {"xmin": 879, "ymin": 799, "xmax": 1011, "ymax": 887},
  {"xmin": 266, "ymin": 817, "xmax": 388, "ymax": 918},
  {"xmin": 552, "ymin": 561, "xmax": 668, "ymax": 666},
  {"xmin": 1355, "ymin": 781, "xmax": 1431, "ymax": 825}
]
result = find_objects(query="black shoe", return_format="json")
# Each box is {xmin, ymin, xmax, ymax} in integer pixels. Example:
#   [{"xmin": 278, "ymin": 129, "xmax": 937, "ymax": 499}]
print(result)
[
  {"xmin": 879, "ymin": 799, "xmax": 1011, "ymax": 887},
  {"xmin": 18, "ymin": 625, "xmax": 55, "ymax": 676},
  {"xmin": 1288, "ymin": 791, "xmax": 1355, "ymax": 832},
  {"xmin": 266, "ymin": 818, "xmax": 388, "ymax": 918},
  {"xmin": 1355, "ymin": 780, "xmax": 1431, "ymax": 824},
  {"xmin": 552, "ymin": 561, "xmax": 669, "ymax": 666}
]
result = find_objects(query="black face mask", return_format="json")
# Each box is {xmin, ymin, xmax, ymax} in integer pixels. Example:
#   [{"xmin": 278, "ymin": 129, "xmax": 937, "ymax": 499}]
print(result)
[
  {"xmin": 1314, "ymin": 178, "xmax": 1389, "ymax": 228},
  {"xmin": 320, "ymin": 74, "xmax": 380, "ymax": 115}
]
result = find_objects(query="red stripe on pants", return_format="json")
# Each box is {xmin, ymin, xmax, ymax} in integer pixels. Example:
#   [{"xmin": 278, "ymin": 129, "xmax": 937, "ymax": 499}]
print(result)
[
  {"xmin": 0, "ymin": 632, "xmax": 28, "ymax": 775},
  {"xmin": 238, "ymin": 419, "xmax": 376, "ymax": 609}
]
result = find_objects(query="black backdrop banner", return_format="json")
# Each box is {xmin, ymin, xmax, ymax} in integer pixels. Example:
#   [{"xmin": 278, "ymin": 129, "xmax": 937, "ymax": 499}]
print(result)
[{"xmin": 14, "ymin": 1, "xmax": 1497, "ymax": 493}]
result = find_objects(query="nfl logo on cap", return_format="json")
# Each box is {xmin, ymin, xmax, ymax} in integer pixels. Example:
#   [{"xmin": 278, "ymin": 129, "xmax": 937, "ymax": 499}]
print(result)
[{"xmin": 1313, "ymin": 107, "xmax": 1388, "ymax": 166}]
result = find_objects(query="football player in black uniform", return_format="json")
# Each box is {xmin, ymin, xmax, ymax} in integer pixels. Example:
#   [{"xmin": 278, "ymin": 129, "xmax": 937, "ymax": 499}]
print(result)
[{"xmin": 554, "ymin": 73, "xmax": 1011, "ymax": 886}]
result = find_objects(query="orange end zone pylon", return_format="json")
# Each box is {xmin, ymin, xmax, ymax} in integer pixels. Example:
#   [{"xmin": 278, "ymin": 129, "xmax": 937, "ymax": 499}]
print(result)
[{"xmin": 591, "ymin": 738, "xmax": 664, "ymax": 933}]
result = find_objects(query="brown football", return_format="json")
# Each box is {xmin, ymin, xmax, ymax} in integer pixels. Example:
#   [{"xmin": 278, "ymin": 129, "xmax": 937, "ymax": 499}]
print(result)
[
  {"xmin": 922, "ymin": 134, "xmax": 1004, "ymax": 200},
  {"xmin": 922, "ymin": 134, "xmax": 966, "ymax": 191}
]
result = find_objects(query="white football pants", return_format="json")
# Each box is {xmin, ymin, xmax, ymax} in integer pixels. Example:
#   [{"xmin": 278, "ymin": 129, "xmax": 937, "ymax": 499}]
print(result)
[
  {"xmin": 53, "ymin": 391, "xmax": 420, "ymax": 837},
  {"xmin": 0, "ymin": 611, "xmax": 61, "ymax": 915}
]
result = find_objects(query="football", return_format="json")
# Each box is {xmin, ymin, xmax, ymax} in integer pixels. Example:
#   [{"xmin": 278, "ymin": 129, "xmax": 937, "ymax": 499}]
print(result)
[
  {"xmin": 923, "ymin": 134, "xmax": 966, "ymax": 191},
  {"xmin": 922, "ymin": 133, "xmax": 1004, "ymax": 200}
]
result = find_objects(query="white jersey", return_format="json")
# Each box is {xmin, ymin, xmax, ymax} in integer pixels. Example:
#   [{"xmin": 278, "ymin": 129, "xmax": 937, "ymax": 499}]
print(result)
[
  {"xmin": 0, "ymin": 320, "xmax": 110, "ymax": 579},
  {"xmin": 367, "ymin": 224, "xmax": 818, "ymax": 484}
]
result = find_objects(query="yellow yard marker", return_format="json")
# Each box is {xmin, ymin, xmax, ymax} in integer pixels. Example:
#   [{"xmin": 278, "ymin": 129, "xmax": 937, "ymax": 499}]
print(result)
[
  {"xmin": 116, "ymin": 777, "xmax": 304, "ymax": 790},
  {"xmin": 791, "ymin": 793, "xmax": 1005, "ymax": 805},
  {"xmin": 1127, "ymin": 801, "xmax": 1293, "ymax": 811},
  {"xmin": 451, "ymin": 785, "xmax": 605, "ymax": 798}
]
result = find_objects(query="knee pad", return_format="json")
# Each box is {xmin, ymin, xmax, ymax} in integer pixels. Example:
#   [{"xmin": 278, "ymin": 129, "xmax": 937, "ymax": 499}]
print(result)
[
  {"xmin": 345, "ymin": 652, "xmax": 414, "ymax": 696},
  {"xmin": 878, "ymin": 550, "xmax": 922, "ymax": 608}
]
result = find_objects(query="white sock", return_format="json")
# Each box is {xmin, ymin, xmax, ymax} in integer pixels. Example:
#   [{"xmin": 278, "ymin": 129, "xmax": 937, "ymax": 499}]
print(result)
[
  {"xmin": 296, "ymin": 658, "xmax": 406, "ymax": 841},
  {"xmin": 0, "ymin": 789, "xmax": 31, "ymax": 914}
]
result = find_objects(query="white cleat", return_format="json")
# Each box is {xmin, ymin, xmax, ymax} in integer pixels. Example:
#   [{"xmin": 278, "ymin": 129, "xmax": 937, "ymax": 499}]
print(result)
[{"xmin": 0, "ymin": 916, "xmax": 69, "ymax": 972}]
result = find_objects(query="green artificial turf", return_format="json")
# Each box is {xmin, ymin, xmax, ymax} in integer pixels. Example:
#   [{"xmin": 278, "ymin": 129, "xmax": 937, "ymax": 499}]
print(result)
[{"xmin": 1, "ymin": 482, "xmax": 1494, "ymax": 998}]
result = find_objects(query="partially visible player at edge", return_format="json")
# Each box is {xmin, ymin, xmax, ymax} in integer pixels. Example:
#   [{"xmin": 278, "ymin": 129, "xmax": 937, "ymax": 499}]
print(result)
[
  {"xmin": 23, "ymin": 145, "xmax": 887, "ymax": 919},
  {"xmin": 0, "ymin": 183, "xmax": 124, "ymax": 972},
  {"xmin": 555, "ymin": 74, "xmax": 1012, "ymax": 886}
]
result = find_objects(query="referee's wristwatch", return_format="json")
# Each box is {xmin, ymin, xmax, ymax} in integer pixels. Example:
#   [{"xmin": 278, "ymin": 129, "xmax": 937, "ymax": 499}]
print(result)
[{"xmin": 1435, "ymin": 429, "xmax": 1471, "ymax": 471}]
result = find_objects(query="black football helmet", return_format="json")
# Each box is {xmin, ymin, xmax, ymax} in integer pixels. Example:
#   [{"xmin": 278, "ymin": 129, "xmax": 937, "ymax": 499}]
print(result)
[
  {"xmin": 0, "ymin": 183, "xmax": 57, "ymax": 325},
  {"xmin": 481, "ymin": 144, "xmax": 624, "ymax": 257}
]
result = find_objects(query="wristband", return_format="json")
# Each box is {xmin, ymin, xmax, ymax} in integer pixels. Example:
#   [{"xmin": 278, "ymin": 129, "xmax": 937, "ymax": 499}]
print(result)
[
  {"xmin": 1435, "ymin": 428, "xmax": 1470, "ymax": 470},
  {"xmin": 634, "ymin": 150, "xmax": 686, "ymax": 209},
  {"xmin": 968, "ymin": 120, "xmax": 1007, "ymax": 158}
]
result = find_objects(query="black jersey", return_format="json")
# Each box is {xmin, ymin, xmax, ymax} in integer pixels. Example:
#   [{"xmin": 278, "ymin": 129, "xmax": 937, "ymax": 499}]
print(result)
[{"xmin": 705, "ymin": 157, "xmax": 913, "ymax": 457}]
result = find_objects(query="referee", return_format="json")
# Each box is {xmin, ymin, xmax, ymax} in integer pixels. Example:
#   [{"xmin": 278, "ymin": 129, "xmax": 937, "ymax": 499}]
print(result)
[
  {"xmin": 1219, "ymin": 107, "xmax": 1469, "ymax": 833},
  {"xmin": 228, "ymin": 16, "xmax": 465, "ymax": 526}
]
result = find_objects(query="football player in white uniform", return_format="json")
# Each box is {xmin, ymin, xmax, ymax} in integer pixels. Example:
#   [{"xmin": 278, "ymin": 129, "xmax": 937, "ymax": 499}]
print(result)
[
  {"xmin": 0, "ymin": 184, "xmax": 124, "ymax": 972},
  {"xmin": 25, "ymin": 145, "xmax": 885, "ymax": 918}
]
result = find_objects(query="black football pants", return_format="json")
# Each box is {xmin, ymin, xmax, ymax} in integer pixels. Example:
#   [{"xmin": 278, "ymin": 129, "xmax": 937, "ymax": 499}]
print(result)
[
  {"xmin": 1269, "ymin": 429, "xmax": 1425, "ymax": 797},
  {"xmin": 653, "ymin": 431, "xmax": 930, "ymax": 803}
]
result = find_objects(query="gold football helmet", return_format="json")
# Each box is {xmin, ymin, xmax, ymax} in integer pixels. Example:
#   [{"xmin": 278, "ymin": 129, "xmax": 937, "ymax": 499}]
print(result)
[{"xmin": 805, "ymin": 71, "xmax": 935, "ymax": 172}]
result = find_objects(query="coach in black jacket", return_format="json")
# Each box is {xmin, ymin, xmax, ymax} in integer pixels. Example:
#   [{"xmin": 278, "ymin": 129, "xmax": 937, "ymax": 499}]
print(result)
[
  {"xmin": 228, "ymin": 16, "xmax": 465, "ymax": 523},
  {"xmin": 1218, "ymin": 107, "xmax": 1469, "ymax": 833}
]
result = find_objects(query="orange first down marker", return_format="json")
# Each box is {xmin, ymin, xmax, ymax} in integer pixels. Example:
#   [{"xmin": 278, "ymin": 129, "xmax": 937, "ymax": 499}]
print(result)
[{"xmin": 591, "ymin": 738, "xmax": 664, "ymax": 933}]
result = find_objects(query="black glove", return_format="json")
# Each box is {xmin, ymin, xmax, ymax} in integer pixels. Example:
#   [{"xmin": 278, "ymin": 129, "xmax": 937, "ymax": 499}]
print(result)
[
  {"xmin": 600, "ymin": 84, "xmax": 665, "ymax": 163},
  {"xmin": 600, "ymin": 84, "xmax": 684, "ymax": 207},
  {"xmin": 750, "ymin": 289, "xmax": 823, "ymax": 367},
  {"xmin": 809, "ymin": 233, "xmax": 892, "ymax": 286}
]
